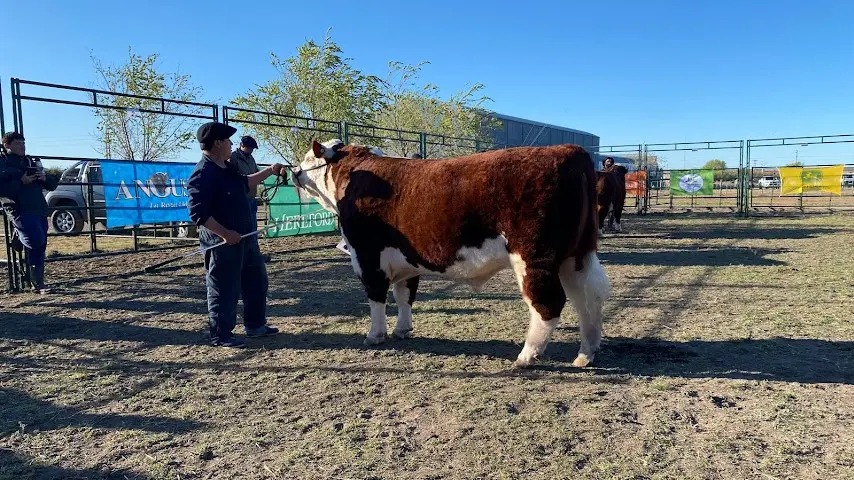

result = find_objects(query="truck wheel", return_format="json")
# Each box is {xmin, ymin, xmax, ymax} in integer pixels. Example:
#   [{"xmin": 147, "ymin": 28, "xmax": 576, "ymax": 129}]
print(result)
[{"xmin": 51, "ymin": 208, "xmax": 84, "ymax": 234}]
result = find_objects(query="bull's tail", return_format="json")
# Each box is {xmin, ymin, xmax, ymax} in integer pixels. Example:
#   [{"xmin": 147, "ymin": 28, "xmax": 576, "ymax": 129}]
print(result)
[
  {"xmin": 563, "ymin": 150, "xmax": 600, "ymax": 271},
  {"xmin": 574, "ymin": 169, "xmax": 600, "ymax": 271}
]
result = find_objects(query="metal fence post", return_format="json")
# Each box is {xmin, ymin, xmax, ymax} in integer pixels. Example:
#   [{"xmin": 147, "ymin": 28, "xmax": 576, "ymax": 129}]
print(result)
[
  {"xmin": 342, "ymin": 122, "xmax": 349, "ymax": 144},
  {"xmin": 420, "ymin": 132, "xmax": 427, "ymax": 159},
  {"xmin": 0, "ymin": 78, "xmax": 6, "ymax": 135},
  {"xmin": 2, "ymin": 212, "xmax": 15, "ymax": 292},
  {"xmin": 744, "ymin": 141, "xmax": 752, "ymax": 217}
]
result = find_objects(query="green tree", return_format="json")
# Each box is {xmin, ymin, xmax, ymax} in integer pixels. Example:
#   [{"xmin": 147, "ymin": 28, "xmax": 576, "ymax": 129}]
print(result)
[
  {"xmin": 372, "ymin": 61, "xmax": 498, "ymax": 157},
  {"xmin": 702, "ymin": 159, "xmax": 738, "ymax": 182},
  {"xmin": 231, "ymin": 32, "xmax": 384, "ymax": 164},
  {"xmin": 91, "ymin": 48, "xmax": 204, "ymax": 161},
  {"xmin": 787, "ymin": 160, "xmax": 804, "ymax": 167}
]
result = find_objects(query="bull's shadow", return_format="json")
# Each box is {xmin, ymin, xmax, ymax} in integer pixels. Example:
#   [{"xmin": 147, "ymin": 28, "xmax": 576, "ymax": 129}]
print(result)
[
  {"xmin": 2, "ymin": 312, "xmax": 849, "ymax": 385},
  {"xmin": 599, "ymin": 247, "xmax": 787, "ymax": 267},
  {"xmin": 628, "ymin": 222, "xmax": 844, "ymax": 241},
  {"xmin": 201, "ymin": 331, "xmax": 852, "ymax": 385}
]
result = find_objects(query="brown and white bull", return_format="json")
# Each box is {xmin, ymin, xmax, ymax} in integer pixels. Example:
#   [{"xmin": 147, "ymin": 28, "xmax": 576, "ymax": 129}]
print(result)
[{"xmin": 293, "ymin": 140, "xmax": 611, "ymax": 368}]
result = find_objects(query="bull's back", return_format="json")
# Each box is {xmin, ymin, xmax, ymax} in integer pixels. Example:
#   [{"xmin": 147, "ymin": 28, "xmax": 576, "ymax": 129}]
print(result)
[{"xmin": 339, "ymin": 144, "xmax": 597, "ymax": 269}]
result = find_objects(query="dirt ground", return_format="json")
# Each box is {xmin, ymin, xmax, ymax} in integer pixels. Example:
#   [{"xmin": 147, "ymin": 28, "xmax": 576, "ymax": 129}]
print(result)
[{"xmin": 1, "ymin": 215, "xmax": 852, "ymax": 479}]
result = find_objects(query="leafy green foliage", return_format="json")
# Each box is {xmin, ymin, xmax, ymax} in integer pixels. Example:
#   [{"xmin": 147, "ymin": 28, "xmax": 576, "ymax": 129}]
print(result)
[
  {"xmin": 91, "ymin": 48, "xmax": 204, "ymax": 161},
  {"xmin": 702, "ymin": 159, "xmax": 738, "ymax": 182},
  {"xmin": 231, "ymin": 32, "xmax": 384, "ymax": 164}
]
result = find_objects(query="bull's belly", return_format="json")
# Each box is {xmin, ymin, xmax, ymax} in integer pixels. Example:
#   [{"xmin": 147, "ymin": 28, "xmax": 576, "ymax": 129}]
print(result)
[{"xmin": 359, "ymin": 236, "xmax": 512, "ymax": 289}]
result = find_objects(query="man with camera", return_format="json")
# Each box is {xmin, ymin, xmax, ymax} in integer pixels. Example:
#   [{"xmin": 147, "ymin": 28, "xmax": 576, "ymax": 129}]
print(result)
[{"xmin": 0, "ymin": 132, "xmax": 58, "ymax": 294}]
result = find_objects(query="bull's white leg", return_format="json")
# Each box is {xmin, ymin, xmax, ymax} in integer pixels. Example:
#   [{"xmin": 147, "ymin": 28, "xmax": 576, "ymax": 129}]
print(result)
[
  {"xmin": 559, "ymin": 252, "xmax": 610, "ymax": 367},
  {"xmin": 365, "ymin": 300, "xmax": 388, "ymax": 345},
  {"xmin": 509, "ymin": 254, "xmax": 564, "ymax": 369},
  {"xmin": 355, "ymin": 247, "xmax": 390, "ymax": 346},
  {"xmin": 513, "ymin": 303, "xmax": 561, "ymax": 369},
  {"xmin": 614, "ymin": 221, "xmax": 622, "ymax": 233},
  {"xmin": 391, "ymin": 279, "xmax": 414, "ymax": 339}
]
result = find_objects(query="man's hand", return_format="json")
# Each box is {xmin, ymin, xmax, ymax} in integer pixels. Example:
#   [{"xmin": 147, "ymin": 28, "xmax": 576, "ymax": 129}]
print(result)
[
  {"xmin": 270, "ymin": 163, "xmax": 286, "ymax": 176},
  {"xmin": 222, "ymin": 229, "xmax": 242, "ymax": 245},
  {"xmin": 21, "ymin": 173, "xmax": 38, "ymax": 185},
  {"xmin": 36, "ymin": 171, "xmax": 46, "ymax": 182}
]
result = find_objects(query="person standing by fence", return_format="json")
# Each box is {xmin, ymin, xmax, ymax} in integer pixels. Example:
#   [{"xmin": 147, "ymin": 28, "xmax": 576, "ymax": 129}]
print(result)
[
  {"xmin": 230, "ymin": 135, "xmax": 261, "ymax": 222},
  {"xmin": 187, "ymin": 122, "xmax": 285, "ymax": 348},
  {"xmin": 230, "ymin": 135, "xmax": 272, "ymax": 262},
  {"xmin": 0, "ymin": 132, "xmax": 58, "ymax": 294}
]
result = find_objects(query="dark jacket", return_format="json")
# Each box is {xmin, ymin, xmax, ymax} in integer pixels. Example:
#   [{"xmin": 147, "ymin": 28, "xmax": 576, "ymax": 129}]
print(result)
[
  {"xmin": 187, "ymin": 155, "xmax": 254, "ymax": 236},
  {"xmin": 229, "ymin": 149, "xmax": 260, "ymax": 199},
  {"xmin": 0, "ymin": 152, "xmax": 57, "ymax": 217}
]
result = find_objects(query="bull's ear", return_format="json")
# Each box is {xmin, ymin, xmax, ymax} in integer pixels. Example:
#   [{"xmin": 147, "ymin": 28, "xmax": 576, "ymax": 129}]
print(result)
[{"xmin": 312, "ymin": 140, "xmax": 326, "ymax": 158}]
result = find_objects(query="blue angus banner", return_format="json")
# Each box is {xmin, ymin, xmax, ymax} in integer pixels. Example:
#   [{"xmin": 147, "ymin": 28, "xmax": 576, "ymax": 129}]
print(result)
[{"xmin": 101, "ymin": 159, "xmax": 197, "ymax": 228}]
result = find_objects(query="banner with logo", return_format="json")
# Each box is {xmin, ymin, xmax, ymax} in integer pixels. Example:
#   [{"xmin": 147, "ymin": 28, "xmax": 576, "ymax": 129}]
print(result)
[
  {"xmin": 669, "ymin": 169, "xmax": 714, "ymax": 196},
  {"xmin": 101, "ymin": 160, "xmax": 196, "ymax": 228},
  {"xmin": 625, "ymin": 171, "xmax": 647, "ymax": 197},
  {"xmin": 778, "ymin": 165, "xmax": 844, "ymax": 196},
  {"xmin": 262, "ymin": 172, "xmax": 338, "ymax": 237}
]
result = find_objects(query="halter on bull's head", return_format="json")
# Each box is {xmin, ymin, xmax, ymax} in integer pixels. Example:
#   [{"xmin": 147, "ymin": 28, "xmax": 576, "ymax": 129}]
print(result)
[{"xmin": 292, "ymin": 139, "xmax": 385, "ymax": 214}]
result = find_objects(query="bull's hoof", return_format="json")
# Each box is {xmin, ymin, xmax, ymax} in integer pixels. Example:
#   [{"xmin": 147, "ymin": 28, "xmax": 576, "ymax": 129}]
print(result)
[
  {"xmin": 511, "ymin": 355, "xmax": 537, "ymax": 370},
  {"xmin": 511, "ymin": 360, "xmax": 531, "ymax": 370},
  {"xmin": 364, "ymin": 334, "xmax": 387, "ymax": 346},
  {"xmin": 392, "ymin": 329, "xmax": 413, "ymax": 339},
  {"xmin": 572, "ymin": 354, "xmax": 593, "ymax": 368}
]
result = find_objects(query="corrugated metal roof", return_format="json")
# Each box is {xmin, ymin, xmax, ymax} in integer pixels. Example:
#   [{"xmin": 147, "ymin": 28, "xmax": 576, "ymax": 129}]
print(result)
[{"xmin": 489, "ymin": 112, "xmax": 598, "ymax": 138}]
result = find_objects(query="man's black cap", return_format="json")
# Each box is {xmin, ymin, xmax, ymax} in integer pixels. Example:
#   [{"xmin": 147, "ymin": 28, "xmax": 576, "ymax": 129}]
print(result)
[
  {"xmin": 240, "ymin": 135, "xmax": 258, "ymax": 149},
  {"xmin": 196, "ymin": 122, "xmax": 237, "ymax": 144}
]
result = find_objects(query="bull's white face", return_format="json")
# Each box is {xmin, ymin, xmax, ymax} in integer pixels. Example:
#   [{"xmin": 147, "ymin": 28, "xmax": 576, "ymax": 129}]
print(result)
[{"xmin": 293, "ymin": 139, "xmax": 345, "ymax": 214}]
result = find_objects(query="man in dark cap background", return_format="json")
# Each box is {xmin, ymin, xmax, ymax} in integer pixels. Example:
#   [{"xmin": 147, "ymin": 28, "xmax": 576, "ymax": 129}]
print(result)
[
  {"xmin": 230, "ymin": 135, "xmax": 261, "ymax": 220},
  {"xmin": 187, "ymin": 122, "xmax": 285, "ymax": 348},
  {"xmin": 229, "ymin": 135, "xmax": 271, "ymax": 262}
]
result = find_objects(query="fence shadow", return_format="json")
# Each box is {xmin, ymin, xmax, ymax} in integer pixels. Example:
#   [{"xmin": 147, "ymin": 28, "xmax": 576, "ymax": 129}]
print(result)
[
  {"xmin": 0, "ymin": 448, "xmax": 148, "ymax": 480},
  {"xmin": 0, "ymin": 387, "xmax": 205, "ymax": 436},
  {"xmin": 0, "ymin": 311, "xmax": 205, "ymax": 346}
]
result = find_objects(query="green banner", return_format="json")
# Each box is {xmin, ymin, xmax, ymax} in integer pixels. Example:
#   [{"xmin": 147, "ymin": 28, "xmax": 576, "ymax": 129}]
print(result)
[
  {"xmin": 669, "ymin": 169, "xmax": 714, "ymax": 196},
  {"xmin": 262, "ymin": 173, "xmax": 338, "ymax": 237}
]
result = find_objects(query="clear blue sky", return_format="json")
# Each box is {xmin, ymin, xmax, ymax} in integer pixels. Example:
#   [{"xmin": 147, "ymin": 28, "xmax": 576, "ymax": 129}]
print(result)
[{"xmin": 2, "ymin": 0, "xmax": 853, "ymax": 168}]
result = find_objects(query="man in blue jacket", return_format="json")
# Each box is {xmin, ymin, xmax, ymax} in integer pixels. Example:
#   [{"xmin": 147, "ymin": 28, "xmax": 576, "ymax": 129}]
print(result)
[
  {"xmin": 187, "ymin": 122, "xmax": 285, "ymax": 348},
  {"xmin": 0, "ymin": 132, "xmax": 58, "ymax": 294}
]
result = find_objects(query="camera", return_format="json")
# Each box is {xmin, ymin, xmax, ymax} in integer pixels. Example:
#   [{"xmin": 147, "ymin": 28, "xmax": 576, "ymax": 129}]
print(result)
[{"xmin": 26, "ymin": 167, "xmax": 40, "ymax": 176}]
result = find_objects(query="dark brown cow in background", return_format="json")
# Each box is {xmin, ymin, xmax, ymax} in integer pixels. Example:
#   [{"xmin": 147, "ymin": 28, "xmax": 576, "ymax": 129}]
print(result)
[
  {"xmin": 293, "ymin": 140, "xmax": 611, "ymax": 369},
  {"xmin": 596, "ymin": 161, "xmax": 628, "ymax": 235}
]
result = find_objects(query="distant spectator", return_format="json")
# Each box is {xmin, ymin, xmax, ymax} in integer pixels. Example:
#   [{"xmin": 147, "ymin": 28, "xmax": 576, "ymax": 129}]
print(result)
[
  {"xmin": 0, "ymin": 132, "xmax": 59, "ymax": 294},
  {"xmin": 603, "ymin": 156, "xmax": 615, "ymax": 169}
]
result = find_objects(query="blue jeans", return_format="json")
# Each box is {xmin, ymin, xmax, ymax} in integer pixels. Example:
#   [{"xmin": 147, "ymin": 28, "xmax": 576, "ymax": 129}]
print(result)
[
  {"xmin": 201, "ymin": 228, "xmax": 269, "ymax": 341},
  {"xmin": 12, "ymin": 214, "xmax": 48, "ymax": 289}
]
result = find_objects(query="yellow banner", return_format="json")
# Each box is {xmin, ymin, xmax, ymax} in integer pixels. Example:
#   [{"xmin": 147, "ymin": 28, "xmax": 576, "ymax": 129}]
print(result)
[{"xmin": 777, "ymin": 165, "xmax": 844, "ymax": 195}]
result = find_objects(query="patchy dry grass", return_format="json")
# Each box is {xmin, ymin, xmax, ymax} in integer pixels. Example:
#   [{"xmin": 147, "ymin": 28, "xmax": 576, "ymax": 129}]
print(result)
[{"xmin": 1, "ymin": 215, "xmax": 853, "ymax": 479}]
